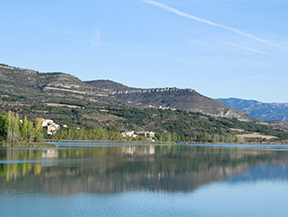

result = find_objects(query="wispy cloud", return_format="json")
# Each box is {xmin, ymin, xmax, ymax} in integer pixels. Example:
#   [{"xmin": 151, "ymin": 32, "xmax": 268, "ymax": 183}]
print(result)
[
  {"xmin": 142, "ymin": 0, "xmax": 281, "ymax": 48},
  {"xmin": 91, "ymin": 29, "xmax": 101, "ymax": 47},
  {"xmin": 210, "ymin": 38, "xmax": 271, "ymax": 55},
  {"xmin": 212, "ymin": 75, "xmax": 268, "ymax": 87}
]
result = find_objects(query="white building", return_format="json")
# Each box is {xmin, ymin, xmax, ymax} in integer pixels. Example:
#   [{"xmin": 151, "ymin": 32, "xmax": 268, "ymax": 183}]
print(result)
[
  {"xmin": 121, "ymin": 131, "xmax": 137, "ymax": 138},
  {"xmin": 42, "ymin": 119, "xmax": 60, "ymax": 135},
  {"xmin": 135, "ymin": 131, "xmax": 155, "ymax": 140}
]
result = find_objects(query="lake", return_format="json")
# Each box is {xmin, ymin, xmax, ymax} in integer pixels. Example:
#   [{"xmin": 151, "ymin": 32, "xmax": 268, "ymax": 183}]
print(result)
[{"xmin": 1, "ymin": 143, "xmax": 288, "ymax": 216}]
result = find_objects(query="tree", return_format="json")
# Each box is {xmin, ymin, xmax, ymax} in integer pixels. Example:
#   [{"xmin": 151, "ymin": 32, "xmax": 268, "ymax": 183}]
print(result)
[
  {"xmin": 21, "ymin": 117, "xmax": 29, "ymax": 141},
  {"xmin": 33, "ymin": 118, "xmax": 43, "ymax": 142},
  {"xmin": 4, "ymin": 112, "xmax": 43, "ymax": 144},
  {"xmin": 6, "ymin": 111, "xmax": 21, "ymax": 144},
  {"xmin": 0, "ymin": 114, "xmax": 8, "ymax": 141},
  {"xmin": 213, "ymin": 134, "xmax": 219, "ymax": 143}
]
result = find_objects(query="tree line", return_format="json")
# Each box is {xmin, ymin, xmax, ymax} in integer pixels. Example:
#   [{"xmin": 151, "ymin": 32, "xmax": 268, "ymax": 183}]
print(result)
[
  {"xmin": 50, "ymin": 127, "xmax": 123, "ymax": 141},
  {"xmin": 0, "ymin": 111, "xmax": 43, "ymax": 145},
  {"xmin": 154, "ymin": 132, "xmax": 239, "ymax": 143}
]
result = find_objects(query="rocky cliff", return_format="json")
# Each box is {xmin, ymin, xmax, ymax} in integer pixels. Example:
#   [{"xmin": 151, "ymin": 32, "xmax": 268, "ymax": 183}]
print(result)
[{"xmin": 87, "ymin": 80, "xmax": 254, "ymax": 122}]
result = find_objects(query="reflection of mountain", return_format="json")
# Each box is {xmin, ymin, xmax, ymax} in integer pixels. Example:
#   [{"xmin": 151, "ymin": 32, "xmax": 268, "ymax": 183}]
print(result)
[
  {"xmin": 225, "ymin": 165, "xmax": 288, "ymax": 182},
  {"xmin": 0, "ymin": 145, "xmax": 287, "ymax": 195}
]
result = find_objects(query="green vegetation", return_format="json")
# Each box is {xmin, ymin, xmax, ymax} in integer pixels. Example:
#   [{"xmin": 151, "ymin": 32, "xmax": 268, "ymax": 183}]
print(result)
[
  {"xmin": 107, "ymin": 106, "xmax": 288, "ymax": 143},
  {"xmin": 1, "ymin": 64, "xmax": 288, "ymax": 144},
  {"xmin": 51, "ymin": 127, "xmax": 122, "ymax": 141},
  {"xmin": 2, "ymin": 105, "xmax": 288, "ymax": 144},
  {"xmin": 0, "ymin": 111, "xmax": 43, "ymax": 146},
  {"xmin": 50, "ymin": 127, "xmax": 150, "ymax": 142}
]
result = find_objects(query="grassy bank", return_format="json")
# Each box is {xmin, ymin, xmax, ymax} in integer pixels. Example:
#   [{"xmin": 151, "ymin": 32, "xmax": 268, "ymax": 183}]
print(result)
[
  {"xmin": 0, "ymin": 142, "xmax": 58, "ymax": 147},
  {"xmin": 44, "ymin": 139, "xmax": 288, "ymax": 145},
  {"xmin": 44, "ymin": 139, "xmax": 158, "ymax": 144},
  {"xmin": 2, "ymin": 139, "xmax": 288, "ymax": 148}
]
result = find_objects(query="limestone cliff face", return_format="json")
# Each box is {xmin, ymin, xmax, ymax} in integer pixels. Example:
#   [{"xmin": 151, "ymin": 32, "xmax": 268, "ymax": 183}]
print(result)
[
  {"xmin": 87, "ymin": 80, "xmax": 254, "ymax": 122},
  {"xmin": 108, "ymin": 87, "xmax": 194, "ymax": 95}
]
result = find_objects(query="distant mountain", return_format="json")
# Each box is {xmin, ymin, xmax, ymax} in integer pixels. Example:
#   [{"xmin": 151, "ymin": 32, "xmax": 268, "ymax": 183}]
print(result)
[
  {"xmin": 86, "ymin": 80, "xmax": 254, "ymax": 122},
  {"xmin": 218, "ymin": 98, "xmax": 288, "ymax": 121}
]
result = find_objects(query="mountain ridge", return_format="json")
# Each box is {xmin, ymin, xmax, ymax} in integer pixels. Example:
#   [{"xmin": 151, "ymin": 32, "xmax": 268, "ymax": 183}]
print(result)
[
  {"xmin": 86, "ymin": 80, "xmax": 254, "ymax": 122},
  {"xmin": 0, "ymin": 64, "xmax": 108, "ymax": 98},
  {"xmin": 2, "ymin": 63, "xmax": 288, "ymax": 142},
  {"xmin": 218, "ymin": 98, "xmax": 288, "ymax": 121},
  {"xmin": 0, "ymin": 63, "xmax": 254, "ymax": 122}
]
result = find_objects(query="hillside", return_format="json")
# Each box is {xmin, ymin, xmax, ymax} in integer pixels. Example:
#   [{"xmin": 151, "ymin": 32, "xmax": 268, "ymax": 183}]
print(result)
[
  {"xmin": 2, "ymin": 63, "xmax": 288, "ymax": 143},
  {"xmin": 86, "ymin": 80, "xmax": 140, "ymax": 93},
  {"xmin": 0, "ymin": 63, "xmax": 126, "ymax": 107},
  {"xmin": 86, "ymin": 80, "xmax": 254, "ymax": 122},
  {"xmin": 0, "ymin": 64, "xmax": 108, "ymax": 98},
  {"xmin": 218, "ymin": 98, "xmax": 288, "ymax": 121},
  {"xmin": 0, "ymin": 63, "xmax": 127, "ymax": 123},
  {"xmin": 0, "ymin": 63, "xmax": 254, "ymax": 123}
]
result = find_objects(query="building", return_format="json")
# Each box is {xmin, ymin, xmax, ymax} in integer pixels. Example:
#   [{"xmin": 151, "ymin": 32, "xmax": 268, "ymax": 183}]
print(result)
[
  {"xmin": 135, "ymin": 131, "xmax": 155, "ymax": 140},
  {"xmin": 42, "ymin": 119, "xmax": 60, "ymax": 135},
  {"xmin": 121, "ymin": 131, "xmax": 137, "ymax": 138}
]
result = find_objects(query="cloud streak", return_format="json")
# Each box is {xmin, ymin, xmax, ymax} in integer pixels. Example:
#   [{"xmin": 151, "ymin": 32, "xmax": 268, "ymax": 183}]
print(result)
[
  {"xmin": 211, "ymin": 38, "xmax": 271, "ymax": 55},
  {"xmin": 212, "ymin": 75, "xmax": 268, "ymax": 87},
  {"xmin": 91, "ymin": 29, "xmax": 101, "ymax": 47},
  {"xmin": 142, "ymin": 0, "xmax": 281, "ymax": 48}
]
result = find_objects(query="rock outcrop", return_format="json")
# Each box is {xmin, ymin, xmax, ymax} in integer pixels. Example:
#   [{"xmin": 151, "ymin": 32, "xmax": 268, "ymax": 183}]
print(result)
[{"xmin": 87, "ymin": 80, "xmax": 254, "ymax": 122}]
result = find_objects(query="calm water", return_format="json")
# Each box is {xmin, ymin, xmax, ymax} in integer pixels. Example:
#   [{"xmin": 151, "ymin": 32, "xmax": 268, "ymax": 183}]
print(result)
[{"xmin": 1, "ymin": 143, "xmax": 288, "ymax": 216}]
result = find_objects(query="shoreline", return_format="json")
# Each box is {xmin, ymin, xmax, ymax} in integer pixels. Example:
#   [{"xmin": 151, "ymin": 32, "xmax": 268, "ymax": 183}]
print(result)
[
  {"xmin": 0, "ymin": 142, "xmax": 58, "ymax": 148},
  {"xmin": 1, "ymin": 139, "xmax": 288, "ymax": 148},
  {"xmin": 44, "ymin": 139, "xmax": 288, "ymax": 145}
]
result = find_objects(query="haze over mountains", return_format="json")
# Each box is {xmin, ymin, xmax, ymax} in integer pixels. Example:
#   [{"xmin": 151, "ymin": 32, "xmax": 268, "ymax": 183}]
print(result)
[{"xmin": 218, "ymin": 98, "xmax": 288, "ymax": 121}]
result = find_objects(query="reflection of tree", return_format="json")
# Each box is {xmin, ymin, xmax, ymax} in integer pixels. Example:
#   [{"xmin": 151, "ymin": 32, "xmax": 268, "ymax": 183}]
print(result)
[
  {"xmin": 0, "ymin": 145, "xmax": 288, "ymax": 193},
  {"xmin": 1, "ymin": 163, "xmax": 43, "ymax": 182},
  {"xmin": 0, "ymin": 149, "xmax": 43, "ymax": 182}
]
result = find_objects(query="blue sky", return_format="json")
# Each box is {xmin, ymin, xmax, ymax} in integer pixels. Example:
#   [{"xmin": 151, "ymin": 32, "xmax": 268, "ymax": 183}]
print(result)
[{"xmin": 1, "ymin": 0, "xmax": 288, "ymax": 102}]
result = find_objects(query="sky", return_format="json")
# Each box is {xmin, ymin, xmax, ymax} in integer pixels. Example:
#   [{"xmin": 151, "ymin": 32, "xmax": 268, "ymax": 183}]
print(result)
[{"xmin": 1, "ymin": 0, "xmax": 288, "ymax": 103}]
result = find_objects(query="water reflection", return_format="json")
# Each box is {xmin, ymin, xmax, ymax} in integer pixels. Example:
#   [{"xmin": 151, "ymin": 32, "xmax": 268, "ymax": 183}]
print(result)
[{"xmin": 0, "ymin": 145, "xmax": 288, "ymax": 195}]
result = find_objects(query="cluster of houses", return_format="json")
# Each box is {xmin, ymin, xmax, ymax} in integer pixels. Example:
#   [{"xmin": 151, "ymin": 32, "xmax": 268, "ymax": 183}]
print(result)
[
  {"xmin": 41, "ymin": 119, "xmax": 60, "ymax": 135},
  {"xmin": 41, "ymin": 118, "xmax": 156, "ymax": 141},
  {"xmin": 121, "ymin": 131, "xmax": 155, "ymax": 141}
]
